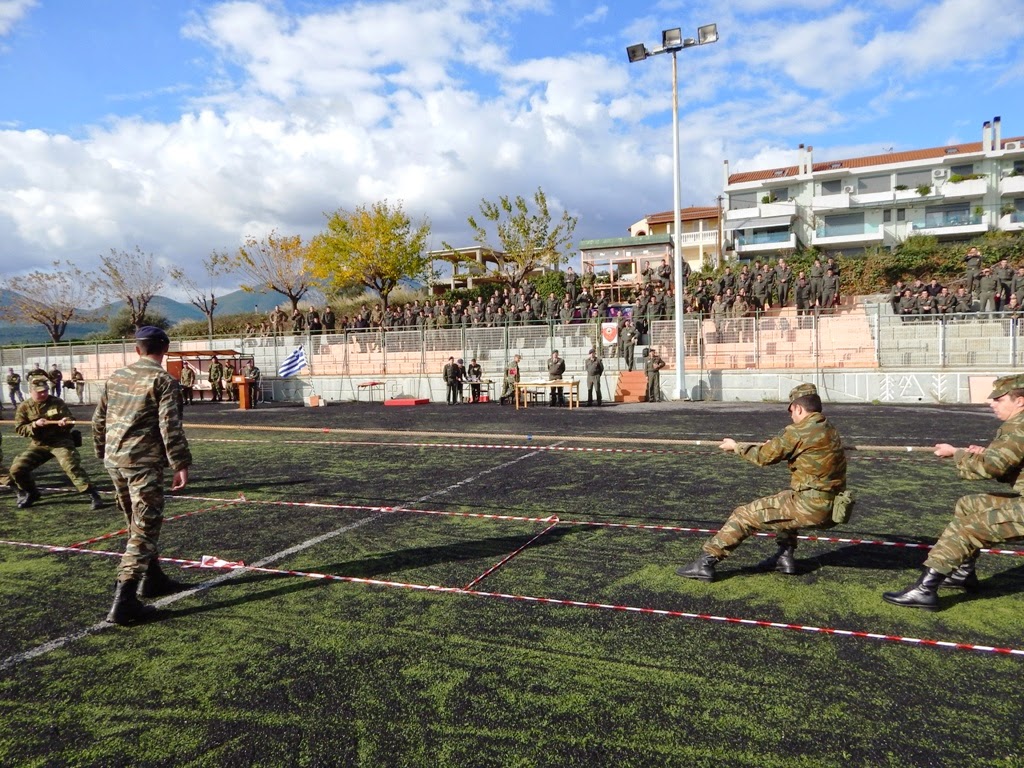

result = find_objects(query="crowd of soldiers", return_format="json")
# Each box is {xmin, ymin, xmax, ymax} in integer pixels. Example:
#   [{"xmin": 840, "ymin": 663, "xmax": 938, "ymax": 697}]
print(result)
[{"xmin": 890, "ymin": 247, "xmax": 1024, "ymax": 319}]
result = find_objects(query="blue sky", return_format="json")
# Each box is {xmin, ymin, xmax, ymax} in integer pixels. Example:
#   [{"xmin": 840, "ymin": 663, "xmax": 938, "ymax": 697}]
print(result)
[{"xmin": 1, "ymin": 0, "xmax": 1023, "ymax": 296}]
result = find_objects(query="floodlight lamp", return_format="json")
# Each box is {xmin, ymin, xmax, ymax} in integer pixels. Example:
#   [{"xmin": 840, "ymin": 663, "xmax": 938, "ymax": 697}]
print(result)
[
  {"xmin": 626, "ymin": 43, "xmax": 649, "ymax": 63},
  {"xmin": 697, "ymin": 23, "xmax": 719, "ymax": 45},
  {"xmin": 662, "ymin": 28, "xmax": 683, "ymax": 48}
]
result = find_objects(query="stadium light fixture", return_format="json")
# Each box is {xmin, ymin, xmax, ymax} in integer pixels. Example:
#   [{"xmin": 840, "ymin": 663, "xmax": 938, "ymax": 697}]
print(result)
[{"xmin": 625, "ymin": 23, "xmax": 720, "ymax": 401}]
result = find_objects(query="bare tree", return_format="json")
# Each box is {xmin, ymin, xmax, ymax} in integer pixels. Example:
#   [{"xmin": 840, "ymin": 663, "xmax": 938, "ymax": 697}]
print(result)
[
  {"xmin": 227, "ymin": 230, "xmax": 317, "ymax": 311},
  {"xmin": 95, "ymin": 246, "xmax": 166, "ymax": 330},
  {"xmin": 169, "ymin": 251, "xmax": 230, "ymax": 338},
  {"xmin": 0, "ymin": 260, "xmax": 94, "ymax": 342}
]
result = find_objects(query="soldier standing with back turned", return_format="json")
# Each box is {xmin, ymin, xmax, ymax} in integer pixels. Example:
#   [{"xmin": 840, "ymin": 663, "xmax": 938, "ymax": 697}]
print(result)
[{"xmin": 93, "ymin": 326, "xmax": 192, "ymax": 625}]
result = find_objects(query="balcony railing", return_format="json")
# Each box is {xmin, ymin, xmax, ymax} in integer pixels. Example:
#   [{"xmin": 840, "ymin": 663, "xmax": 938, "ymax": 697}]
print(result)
[
  {"xmin": 815, "ymin": 222, "xmax": 881, "ymax": 238},
  {"xmin": 736, "ymin": 230, "xmax": 792, "ymax": 246}
]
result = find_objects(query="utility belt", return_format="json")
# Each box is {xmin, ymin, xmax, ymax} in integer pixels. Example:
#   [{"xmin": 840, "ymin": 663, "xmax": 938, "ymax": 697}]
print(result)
[{"xmin": 796, "ymin": 487, "xmax": 856, "ymax": 524}]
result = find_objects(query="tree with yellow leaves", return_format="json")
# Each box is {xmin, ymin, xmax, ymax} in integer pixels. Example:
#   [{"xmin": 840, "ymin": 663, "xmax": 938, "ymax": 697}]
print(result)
[
  {"xmin": 227, "ymin": 230, "xmax": 317, "ymax": 312},
  {"xmin": 310, "ymin": 200, "xmax": 432, "ymax": 311}
]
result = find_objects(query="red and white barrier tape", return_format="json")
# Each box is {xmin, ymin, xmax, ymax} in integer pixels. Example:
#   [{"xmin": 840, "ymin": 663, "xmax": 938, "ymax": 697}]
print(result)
[
  {"xmin": 1, "ymin": 537, "xmax": 1020, "ymax": 657},
  {"xmin": 464, "ymin": 516, "xmax": 560, "ymax": 590},
  {"xmin": 68, "ymin": 498, "xmax": 245, "ymax": 548},
  {"xmin": 167, "ymin": 494, "xmax": 1024, "ymax": 559}
]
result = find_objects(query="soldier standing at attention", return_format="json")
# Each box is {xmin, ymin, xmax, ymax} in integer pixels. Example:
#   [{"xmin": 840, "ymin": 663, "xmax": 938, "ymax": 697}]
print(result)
[
  {"xmin": 7, "ymin": 367, "xmax": 24, "ymax": 407},
  {"xmin": 620, "ymin": 319, "xmax": 638, "ymax": 371},
  {"xmin": 48, "ymin": 364, "xmax": 63, "ymax": 398},
  {"xmin": 93, "ymin": 326, "xmax": 192, "ymax": 625},
  {"xmin": 208, "ymin": 356, "xmax": 225, "ymax": 402},
  {"xmin": 644, "ymin": 348, "xmax": 666, "ymax": 403},
  {"xmin": 547, "ymin": 349, "xmax": 566, "ymax": 407},
  {"xmin": 10, "ymin": 377, "xmax": 105, "ymax": 510},
  {"xmin": 244, "ymin": 361, "xmax": 262, "ymax": 406},
  {"xmin": 70, "ymin": 368, "xmax": 86, "ymax": 404},
  {"xmin": 963, "ymin": 246, "xmax": 983, "ymax": 298},
  {"xmin": 584, "ymin": 348, "xmax": 604, "ymax": 407},
  {"xmin": 883, "ymin": 374, "xmax": 1024, "ymax": 610},
  {"xmin": 179, "ymin": 365, "xmax": 196, "ymax": 405},
  {"xmin": 677, "ymin": 384, "xmax": 849, "ymax": 582}
]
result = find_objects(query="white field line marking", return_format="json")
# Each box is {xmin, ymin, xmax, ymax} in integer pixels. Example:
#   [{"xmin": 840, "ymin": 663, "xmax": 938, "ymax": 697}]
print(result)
[{"xmin": 0, "ymin": 444, "xmax": 554, "ymax": 672}]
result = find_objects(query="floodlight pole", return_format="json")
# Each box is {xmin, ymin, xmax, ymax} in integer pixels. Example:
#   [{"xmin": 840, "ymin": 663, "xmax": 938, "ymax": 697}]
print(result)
[
  {"xmin": 670, "ymin": 49, "xmax": 685, "ymax": 401},
  {"xmin": 627, "ymin": 24, "xmax": 718, "ymax": 401}
]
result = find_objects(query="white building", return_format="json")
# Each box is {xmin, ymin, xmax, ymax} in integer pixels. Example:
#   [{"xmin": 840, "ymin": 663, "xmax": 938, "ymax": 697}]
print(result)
[{"xmin": 723, "ymin": 117, "xmax": 1024, "ymax": 258}]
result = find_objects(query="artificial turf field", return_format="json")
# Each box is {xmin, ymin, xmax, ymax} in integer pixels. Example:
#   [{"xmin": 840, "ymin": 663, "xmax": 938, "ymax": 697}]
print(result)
[{"xmin": 1, "ymin": 397, "xmax": 1023, "ymax": 767}]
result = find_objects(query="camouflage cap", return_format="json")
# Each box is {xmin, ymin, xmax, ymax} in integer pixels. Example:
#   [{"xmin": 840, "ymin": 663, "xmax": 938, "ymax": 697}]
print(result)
[
  {"xmin": 29, "ymin": 376, "xmax": 50, "ymax": 392},
  {"xmin": 988, "ymin": 374, "xmax": 1024, "ymax": 400},
  {"xmin": 788, "ymin": 383, "xmax": 817, "ymax": 402}
]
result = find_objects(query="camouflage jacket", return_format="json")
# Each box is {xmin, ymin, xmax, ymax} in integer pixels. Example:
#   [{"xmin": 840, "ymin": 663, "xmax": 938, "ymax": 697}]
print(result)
[
  {"xmin": 14, "ymin": 396, "xmax": 75, "ymax": 448},
  {"xmin": 92, "ymin": 357, "xmax": 192, "ymax": 471},
  {"xmin": 953, "ymin": 410, "xmax": 1024, "ymax": 493},
  {"xmin": 734, "ymin": 412, "xmax": 847, "ymax": 494}
]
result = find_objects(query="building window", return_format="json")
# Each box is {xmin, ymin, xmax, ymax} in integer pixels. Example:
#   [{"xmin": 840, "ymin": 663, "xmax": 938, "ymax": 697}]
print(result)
[
  {"xmin": 895, "ymin": 169, "xmax": 932, "ymax": 188},
  {"xmin": 857, "ymin": 175, "xmax": 891, "ymax": 194},
  {"xmin": 820, "ymin": 212, "xmax": 865, "ymax": 236},
  {"xmin": 729, "ymin": 191, "xmax": 758, "ymax": 210},
  {"xmin": 883, "ymin": 210, "xmax": 892, "ymax": 223},
  {"xmin": 950, "ymin": 163, "xmax": 975, "ymax": 176},
  {"xmin": 897, "ymin": 209, "xmax": 906, "ymax": 221},
  {"xmin": 924, "ymin": 203, "xmax": 976, "ymax": 228},
  {"xmin": 820, "ymin": 179, "xmax": 843, "ymax": 195}
]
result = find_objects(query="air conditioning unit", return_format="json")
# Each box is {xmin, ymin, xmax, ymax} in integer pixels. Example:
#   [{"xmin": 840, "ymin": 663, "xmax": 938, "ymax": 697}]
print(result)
[
  {"xmin": 842, "ymin": 185, "xmax": 854, "ymax": 194},
  {"xmin": 933, "ymin": 168, "xmax": 948, "ymax": 179},
  {"xmin": 1007, "ymin": 141, "xmax": 1022, "ymax": 151}
]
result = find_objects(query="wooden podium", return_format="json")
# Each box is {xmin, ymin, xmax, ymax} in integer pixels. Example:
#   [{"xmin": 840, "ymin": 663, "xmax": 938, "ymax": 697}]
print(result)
[{"xmin": 233, "ymin": 375, "xmax": 254, "ymax": 410}]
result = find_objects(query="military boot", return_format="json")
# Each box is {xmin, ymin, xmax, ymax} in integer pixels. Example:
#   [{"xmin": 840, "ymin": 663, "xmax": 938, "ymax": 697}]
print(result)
[
  {"xmin": 676, "ymin": 553, "xmax": 719, "ymax": 582},
  {"xmin": 756, "ymin": 543, "xmax": 798, "ymax": 575},
  {"xmin": 941, "ymin": 556, "xmax": 979, "ymax": 590},
  {"xmin": 16, "ymin": 489, "xmax": 41, "ymax": 509},
  {"xmin": 105, "ymin": 579, "xmax": 156, "ymax": 625},
  {"xmin": 882, "ymin": 569, "xmax": 945, "ymax": 611},
  {"xmin": 86, "ymin": 486, "xmax": 106, "ymax": 511},
  {"xmin": 138, "ymin": 560, "xmax": 189, "ymax": 599}
]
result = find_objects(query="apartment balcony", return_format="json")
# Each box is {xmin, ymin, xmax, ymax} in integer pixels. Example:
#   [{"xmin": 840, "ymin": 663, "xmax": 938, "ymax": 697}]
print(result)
[
  {"xmin": 1000, "ymin": 211, "xmax": 1024, "ymax": 232},
  {"xmin": 999, "ymin": 174, "xmax": 1024, "ymax": 196},
  {"xmin": 675, "ymin": 230, "xmax": 720, "ymax": 247},
  {"xmin": 911, "ymin": 211, "xmax": 988, "ymax": 237},
  {"xmin": 851, "ymin": 190, "xmax": 894, "ymax": 206},
  {"xmin": 811, "ymin": 192, "xmax": 851, "ymax": 211},
  {"xmin": 939, "ymin": 178, "xmax": 989, "ymax": 200},
  {"xmin": 725, "ymin": 206, "xmax": 759, "ymax": 221},
  {"xmin": 812, "ymin": 222, "xmax": 884, "ymax": 246},
  {"xmin": 734, "ymin": 230, "xmax": 796, "ymax": 254}
]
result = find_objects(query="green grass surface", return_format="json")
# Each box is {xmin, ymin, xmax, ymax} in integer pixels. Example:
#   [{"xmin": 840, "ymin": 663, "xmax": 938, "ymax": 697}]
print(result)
[{"xmin": 2, "ymin": 408, "xmax": 1023, "ymax": 767}]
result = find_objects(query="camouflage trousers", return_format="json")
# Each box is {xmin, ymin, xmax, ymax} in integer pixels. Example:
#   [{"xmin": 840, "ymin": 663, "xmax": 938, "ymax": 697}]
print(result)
[
  {"xmin": 107, "ymin": 465, "xmax": 166, "ymax": 582},
  {"xmin": 8, "ymin": 386, "xmax": 24, "ymax": 406},
  {"xmin": 704, "ymin": 489, "xmax": 836, "ymax": 560},
  {"xmin": 10, "ymin": 445, "xmax": 92, "ymax": 494},
  {"xmin": 924, "ymin": 492, "xmax": 1024, "ymax": 574}
]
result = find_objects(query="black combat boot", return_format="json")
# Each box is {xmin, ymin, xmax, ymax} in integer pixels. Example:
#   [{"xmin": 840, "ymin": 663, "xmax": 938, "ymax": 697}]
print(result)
[
  {"xmin": 676, "ymin": 553, "xmax": 719, "ymax": 582},
  {"xmin": 17, "ymin": 489, "xmax": 41, "ymax": 509},
  {"xmin": 882, "ymin": 568, "xmax": 945, "ymax": 611},
  {"xmin": 138, "ymin": 560, "xmax": 189, "ymax": 599},
  {"xmin": 105, "ymin": 579, "xmax": 156, "ymax": 625},
  {"xmin": 756, "ymin": 543, "xmax": 798, "ymax": 575},
  {"xmin": 941, "ymin": 556, "xmax": 979, "ymax": 590},
  {"xmin": 86, "ymin": 486, "xmax": 106, "ymax": 510}
]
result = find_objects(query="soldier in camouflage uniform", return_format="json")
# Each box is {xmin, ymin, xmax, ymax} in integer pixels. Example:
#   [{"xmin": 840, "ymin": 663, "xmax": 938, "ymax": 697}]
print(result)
[
  {"xmin": 10, "ymin": 377, "xmax": 105, "ymax": 510},
  {"xmin": 7, "ymin": 367, "xmax": 25, "ymax": 407},
  {"xmin": 93, "ymin": 326, "xmax": 192, "ymax": 625},
  {"xmin": 677, "ymin": 383, "xmax": 848, "ymax": 582},
  {"xmin": 208, "ymin": 355, "xmax": 225, "ymax": 402},
  {"xmin": 178, "ymin": 364, "xmax": 196, "ymax": 405},
  {"xmin": 883, "ymin": 374, "xmax": 1024, "ymax": 611}
]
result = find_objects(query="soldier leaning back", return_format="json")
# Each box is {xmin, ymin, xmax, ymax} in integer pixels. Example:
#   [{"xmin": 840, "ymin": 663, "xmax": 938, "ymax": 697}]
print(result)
[
  {"xmin": 676, "ymin": 383, "xmax": 849, "ymax": 582},
  {"xmin": 93, "ymin": 326, "xmax": 192, "ymax": 625},
  {"xmin": 10, "ymin": 376, "xmax": 105, "ymax": 510}
]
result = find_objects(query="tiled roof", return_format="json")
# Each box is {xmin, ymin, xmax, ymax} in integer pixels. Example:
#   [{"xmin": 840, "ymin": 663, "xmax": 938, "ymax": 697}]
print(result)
[
  {"xmin": 644, "ymin": 206, "xmax": 720, "ymax": 225},
  {"xmin": 728, "ymin": 136, "xmax": 1024, "ymax": 185}
]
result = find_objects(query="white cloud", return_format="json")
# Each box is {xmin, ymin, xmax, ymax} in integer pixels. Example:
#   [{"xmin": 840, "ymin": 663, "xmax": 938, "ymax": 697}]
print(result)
[
  {"xmin": 0, "ymin": 0, "xmax": 35, "ymax": 37},
  {"xmin": 575, "ymin": 5, "xmax": 608, "ymax": 28}
]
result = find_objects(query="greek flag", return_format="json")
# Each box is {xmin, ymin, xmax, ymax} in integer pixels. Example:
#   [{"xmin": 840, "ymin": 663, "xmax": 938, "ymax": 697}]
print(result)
[{"xmin": 277, "ymin": 346, "xmax": 308, "ymax": 377}]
